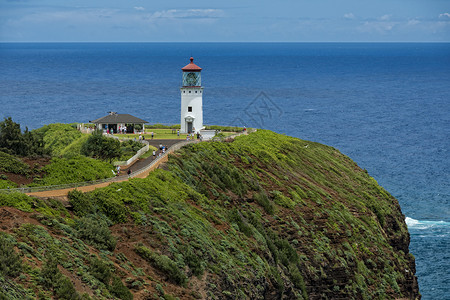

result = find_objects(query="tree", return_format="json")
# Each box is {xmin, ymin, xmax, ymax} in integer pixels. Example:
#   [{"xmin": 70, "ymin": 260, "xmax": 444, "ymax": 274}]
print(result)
[
  {"xmin": 0, "ymin": 117, "xmax": 24, "ymax": 155},
  {"xmin": 0, "ymin": 117, "xmax": 48, "ymax": 157},
  {"xmin": 81, "ymin": 131, "xmax": 121, "ymax": 162}
]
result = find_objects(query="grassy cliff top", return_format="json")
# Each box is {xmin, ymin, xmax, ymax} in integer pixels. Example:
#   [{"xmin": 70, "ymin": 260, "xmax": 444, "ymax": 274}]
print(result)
[{"xmin": 0, "ymin": 129, "xmax": 419, "ymax": 299}]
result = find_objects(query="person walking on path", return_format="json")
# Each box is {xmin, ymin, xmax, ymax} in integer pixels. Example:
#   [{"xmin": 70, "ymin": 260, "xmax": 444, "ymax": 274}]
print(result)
[
  {"xmin": 153, "ymin": 150, "xmax": 156, "ymax": 158},
  {"xmin": 177, "ymin": 130, "xmax": 180, "ymax": 138},
  {"xmin": 151, "ymin": 132, "xmax": 154, "ymax": 139},
  {"xmin": 127, "ymin": 169, "xmax": 131, "ymax": 178}
]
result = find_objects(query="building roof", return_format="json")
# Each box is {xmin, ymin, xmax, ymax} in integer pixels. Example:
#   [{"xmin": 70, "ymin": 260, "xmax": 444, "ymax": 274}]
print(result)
[
  {"xmin": 181, "ymin": 57, "xmax": 202, "ymax": 72},
  {"xmin": 90, "ymin": 113, "xmax": 148, "ymax": 124}
]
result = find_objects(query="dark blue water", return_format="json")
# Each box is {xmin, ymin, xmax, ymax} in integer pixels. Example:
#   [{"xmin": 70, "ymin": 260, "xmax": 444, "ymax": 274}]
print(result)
[{"xmin": 1, "ymin": 43, "xmax": 449, "ymax": 298}]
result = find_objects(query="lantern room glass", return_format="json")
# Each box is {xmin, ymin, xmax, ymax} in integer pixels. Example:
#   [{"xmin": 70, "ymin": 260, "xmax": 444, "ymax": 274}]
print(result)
[{"xmin": 182, "ymin": 72, "xmax": 201, "ymax": 87}]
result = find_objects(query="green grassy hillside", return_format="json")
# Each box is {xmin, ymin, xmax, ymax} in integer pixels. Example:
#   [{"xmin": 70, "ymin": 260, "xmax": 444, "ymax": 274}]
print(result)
[{"xmin": 0, "ymin": 130, "xmax": 419, "ymax": 299}]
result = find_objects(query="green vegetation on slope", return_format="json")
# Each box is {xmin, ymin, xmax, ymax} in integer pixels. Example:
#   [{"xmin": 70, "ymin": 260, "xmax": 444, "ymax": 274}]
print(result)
[
  {"xmin": 31, "ymin": 156, "xmax": 115, "ymax": 186},
  {"xmin": 0, "ymin": 130, "xmax": 418, "ymax": 299},
  {"xmin": 35, "ymin": 123, "xmax": 85, "ymax": 157},
  {"xmin": 0, "ymin": 151, "xmax": 30, "ymax": 175}
]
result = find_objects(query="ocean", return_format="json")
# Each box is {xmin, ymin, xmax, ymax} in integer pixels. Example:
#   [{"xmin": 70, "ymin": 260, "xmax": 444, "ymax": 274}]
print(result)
[{"xmin": 0, "ymin": 42, "xmax": 449, "ymax": 299}]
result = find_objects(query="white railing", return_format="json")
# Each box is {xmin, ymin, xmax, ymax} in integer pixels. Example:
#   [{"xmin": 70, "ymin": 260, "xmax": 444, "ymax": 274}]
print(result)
[
  {"xmin": 113, "ymin": 144, "xmax": 149, "ymax": 166},
  {"xmin": 0, "ymin": 140, "xmax": 196, "ymax": 194},
  {"xmin": 0, "ymin": 129, "xmax": 254, "ymax": 195}
]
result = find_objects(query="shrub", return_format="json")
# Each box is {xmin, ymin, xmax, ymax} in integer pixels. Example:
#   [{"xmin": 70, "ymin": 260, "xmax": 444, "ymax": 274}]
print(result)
[
  {"xmin": 40, "ymin": 256, "xmax": 81, "ymax": 299},
  {"xmin": 36, "ymin": 123, "xmax": 84, "ymax": 157},
  {"xmin": 229, "ymin": 209, "xmax": 253, "ymax": 237},
  {"xmin": 182, "ymin": 246, "xmax": 204, "ymax": 277},
  {"xmin": 40, "ymin": 256, "xmax": 60, "ymax": 289},
  {"xmin": 204, "ymin": 125, "xmax": 243, "ymax": 132},
  {"xmin": 253, "ymin": 191, "xmax": 274, "ymax": 214},
  {"xmin": 109, "ymin": 275, "xmax": 133, "ymax": 300},
  {"xmin": 68, "ymin": 190, "xmax": 95, "ymax": 217},
  {"xmin": 145, "ymin": 124, "xmax": 180, "ymax": 129},
  {"xmin": 119, "ymin": 140, "xmax": 145, "ymax": 161},
  {"xmin": 0, "ymin": 233, "xmax": 22, "ymax": 278},
  {"xmin": 271, "ymin": 190, "xmax": 295, "ymax": 209},
  {"xmin": 75, "ymin": 215, "xmax": 117, "ymax": 251},
  {"xmin": 82, "ymin": 131, "xmax": 121, "ymax": 162},
  {"xmin": 135, "ymin": 244, "xmax": 187, "ymax": 285},
  {"xmin": 89, "ymin": 256, "xmax": 112, "ymax": 284},
  {"xmin": 35, "ymin": 155, "xmax": 114, "ymax": 186},
  {"xmin": 55, "ymin": 276, "xmax": 79, "ymax": 300},
  {"xmin": 0, "ymin": 179, "xmax": 18, "ymax": 189},
  {"xmin": 0, "ymin": 151, "xmax": 30, "ymax": 174}
]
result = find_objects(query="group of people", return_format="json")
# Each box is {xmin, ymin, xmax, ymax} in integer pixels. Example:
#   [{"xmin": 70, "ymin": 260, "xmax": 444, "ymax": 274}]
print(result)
[
  {"xmin": 117, "ymin": 125, "xmax": 128, "ymax": 134},
  {"xmin": 115, "ymin": 165, "xmax": 132, "ymax": 177},
  {"xmin": 186, "ymin": 132, "xmax": 203, "ymax": 141}
]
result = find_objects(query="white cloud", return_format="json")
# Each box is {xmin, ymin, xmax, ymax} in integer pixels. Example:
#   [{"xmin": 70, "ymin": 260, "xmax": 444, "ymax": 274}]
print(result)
[
  {"xmin": 379, "ymin": 14, "xmax": 391, "ymax": 21},
  {"xmin": 344, "ymin": 13, "xmax": 355, "ymax": 20},
  {"xmin": 407, "ymin": 19, "xmax": 420, "ymax": 26},
  {"xmin": 134, "ymin": 7, "xmax": 145, "ymax": 11},
  {"xmin": 439, "ymin": 13, "xmax": 450, "ymax": 19},
  {"xmin": 149, "ymin": 9, "xmax": 223, "ymax": 19},
  {"xmin": 359, "ymin": 21, "xmax": 395, "ymax": 34}
]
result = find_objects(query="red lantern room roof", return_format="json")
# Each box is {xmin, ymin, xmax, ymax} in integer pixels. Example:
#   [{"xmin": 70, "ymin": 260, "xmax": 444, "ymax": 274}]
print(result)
[{"xmin": 182, "ymin": 57, "xmax": 202, "ymax": 72}]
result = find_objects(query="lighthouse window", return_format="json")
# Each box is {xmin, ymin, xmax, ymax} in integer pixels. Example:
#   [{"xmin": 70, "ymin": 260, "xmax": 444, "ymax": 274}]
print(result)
[
  {"xmin": 188, "ymin": 106, "xmax": 192, "ymax": 112},
  {"xmin": 200, "ymin": 91, "xmax": 202, "ymax": 93},
  {"xmin": 195, "ymin": 91, "xmax": 197, "ymax": 93},
  {"xmin": 189, "ymin": 91, "xmax": 191, "ymax": 93}
]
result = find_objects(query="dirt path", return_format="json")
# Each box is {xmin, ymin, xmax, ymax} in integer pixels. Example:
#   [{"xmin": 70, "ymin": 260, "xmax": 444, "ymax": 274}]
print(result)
[
  {"xmin": 26, "ymin": 139, "xmax": 185, "ymax": 198},
  {"xmin": 24, "ymin": 131, "xmax": 251, "ymax": 199}
]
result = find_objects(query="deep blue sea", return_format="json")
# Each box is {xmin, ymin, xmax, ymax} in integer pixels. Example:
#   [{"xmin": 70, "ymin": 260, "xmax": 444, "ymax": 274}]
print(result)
[{"xmin": 1, "ymin": 42, "xmax": 449, "ymax": 299}]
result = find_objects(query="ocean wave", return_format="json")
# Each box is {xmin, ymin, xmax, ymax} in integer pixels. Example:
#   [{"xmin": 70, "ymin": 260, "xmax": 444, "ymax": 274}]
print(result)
[{"xmin": 405, "ymin": 217, "xmax": 450, "ymax": 230}]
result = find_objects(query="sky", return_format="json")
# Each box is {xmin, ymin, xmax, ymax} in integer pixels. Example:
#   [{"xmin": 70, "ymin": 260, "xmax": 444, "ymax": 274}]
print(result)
[{"xmin": 0, "ymin": 0, "xmax": 449, "ymax": 42}]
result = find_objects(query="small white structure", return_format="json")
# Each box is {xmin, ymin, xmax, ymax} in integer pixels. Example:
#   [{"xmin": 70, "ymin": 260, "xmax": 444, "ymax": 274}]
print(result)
[{"xmin": 180, "ymin": 57, "xmax": 204, "ymax": 133}]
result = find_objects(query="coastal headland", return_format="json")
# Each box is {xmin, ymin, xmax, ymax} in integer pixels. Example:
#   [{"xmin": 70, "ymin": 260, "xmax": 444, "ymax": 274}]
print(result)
[{"xmin": 0, "ymin": 125, "xmax": 420, "ymax": 299}]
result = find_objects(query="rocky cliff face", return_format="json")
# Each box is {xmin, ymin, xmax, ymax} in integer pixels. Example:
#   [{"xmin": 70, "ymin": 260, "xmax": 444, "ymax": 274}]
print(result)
[{"xmin": 0, "ymin": 130, "xmax": 419, "ymax": 299}]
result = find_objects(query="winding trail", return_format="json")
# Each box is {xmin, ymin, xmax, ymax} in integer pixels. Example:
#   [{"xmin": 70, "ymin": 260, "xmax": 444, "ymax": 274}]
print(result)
[
  {"xmin": 25, "ymin": 139, "xmax": 189, "ymax": 198},
  {"xmin": 13, "ymin": 130, "xmax": 251, "ymax": 199}
]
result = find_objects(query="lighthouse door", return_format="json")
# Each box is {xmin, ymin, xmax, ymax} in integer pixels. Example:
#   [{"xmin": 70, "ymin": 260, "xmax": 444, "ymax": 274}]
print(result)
[{"xmin": 187, "ymin": 122, "xmax": 193, "ymax": 133}]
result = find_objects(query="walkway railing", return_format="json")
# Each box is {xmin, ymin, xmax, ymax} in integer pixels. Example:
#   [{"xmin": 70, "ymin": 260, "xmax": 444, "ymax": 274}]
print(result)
[
  {"xmin": 0, "ymin": 140, "xmax": 197, "ymax": 194},
  {"xmin": 0, "ymin": 129, "xmax": 254, "ymax": 195}
]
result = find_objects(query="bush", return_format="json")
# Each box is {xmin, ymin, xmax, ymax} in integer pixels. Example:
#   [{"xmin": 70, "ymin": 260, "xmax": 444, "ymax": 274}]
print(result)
[
  {"xmin": 0, "ymin": 151, "xmax": 30, "ymax": 175},
  {"xmin": 229, "ymin": 209, "xmax": 253, "ymax": 237},
  {"xmin": 135, "ymin": 244, "xmax": 187, "ymax": 285},
  {"xmin": 40, "ymin": 256, "xmax": 81, "ymax": 299},
  {"xmin": 253, "ymin": 192, "xmax": 274, "ymax": 214},
  {"xmin": 40, "ymin": 256, "xmax": 59, "ymax": 289},
  {"xmin": 55, "ymin": 276, "xmax": 79, "ymax": 300},
  {"xmin": 89, "ymin": 256, "xmax": 112, "ymax": 284},
  {"xmin": 81, "ymin": 131, "xmax": 121, "ymax": 162},
  {"xmin": 182, "ymin": 246, "xmax": 204, "ymax": 277},
  {"xmin": 34, "ymin": 155, "xmax": 114, "ymax": 186},
  {"xmin": 0, "ymin": 179, "xmax": 18, "ymax": 189},
  {"xmin": 109, "ymin": 275, "xmax": 133, "ymax": 300},
  {"xmin": 68, "ymin": 190, "xmax": 96, "ymax": 217},
  {"xmin": 35, "ymin": 123, "xmax": 84, "ymax": 157},
  {"xmin": 119, "ymin": 140, "xmax": 145, "ymax": 161},
  {"xmin": 0, "ymin": 233, "xmax": 22, "ymax": 278},
  {"xmin": 204, "ymin": 125, "xmax": 243, "ymax": 132},
  {"xmin": 75, "ymin": 215, "xmax": 117, "ymax": 251},
  {"xmin": 145, "ymin": 124, "xmax": 180, "ymax": 129}
]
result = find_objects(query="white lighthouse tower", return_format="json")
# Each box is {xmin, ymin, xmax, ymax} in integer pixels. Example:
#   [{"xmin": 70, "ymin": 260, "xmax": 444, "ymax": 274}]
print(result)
[{"xmin": 180, "ymin": 57, "xmax": 203, "ymax": 134}]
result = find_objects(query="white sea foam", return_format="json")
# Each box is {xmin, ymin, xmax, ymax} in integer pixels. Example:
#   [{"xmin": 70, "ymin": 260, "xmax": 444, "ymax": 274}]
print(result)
[{"xmin": 405, "ymin": 217, "xmax": 450, "ymax": 230}]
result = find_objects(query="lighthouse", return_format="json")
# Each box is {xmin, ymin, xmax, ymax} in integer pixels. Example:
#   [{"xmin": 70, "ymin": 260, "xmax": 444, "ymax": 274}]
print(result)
[{"xmin": 180, "ymin": 57, "xmax": 203, "ymax": 134}]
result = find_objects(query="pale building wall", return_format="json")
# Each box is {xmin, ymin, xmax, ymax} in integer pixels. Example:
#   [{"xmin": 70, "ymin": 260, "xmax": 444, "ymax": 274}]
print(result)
[{"xmin": 180, "ymin": 87, "xmax": 204, "ymax": 133}]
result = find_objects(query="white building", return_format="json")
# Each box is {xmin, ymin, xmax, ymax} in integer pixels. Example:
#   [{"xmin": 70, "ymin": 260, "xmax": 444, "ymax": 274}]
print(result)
[{"xmin": 180, "ymin": 57, "xmax": 204, "ymax": 133}]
